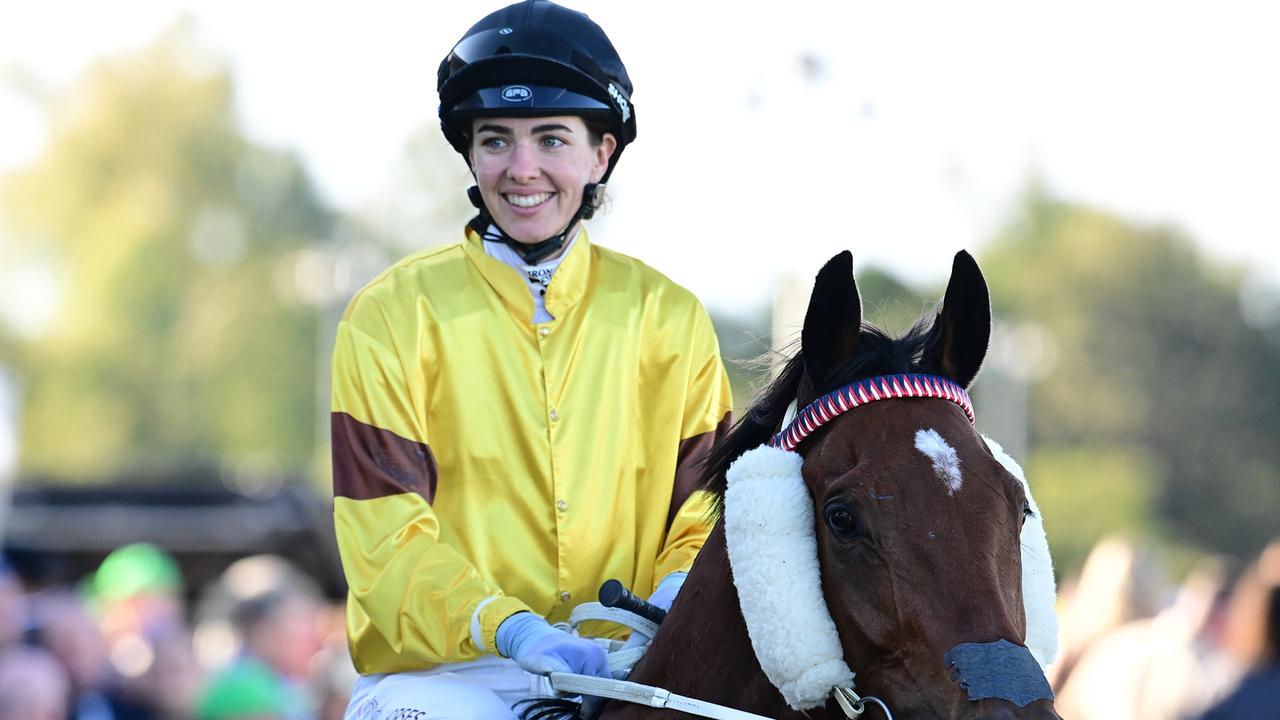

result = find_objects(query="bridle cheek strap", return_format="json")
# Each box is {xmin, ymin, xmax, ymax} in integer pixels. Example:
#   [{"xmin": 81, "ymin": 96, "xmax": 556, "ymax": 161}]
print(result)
[{"xmin": 725, "ymin": 445, "xmax": 855, "ymax": 710}]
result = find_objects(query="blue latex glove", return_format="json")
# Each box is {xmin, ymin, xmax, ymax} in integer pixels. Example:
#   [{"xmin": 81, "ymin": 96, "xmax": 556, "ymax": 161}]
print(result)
[
  {"xmin": 496, "ymin": 612, "xmax": 609, "ymax": 678},
  {"xmin": 646, "ymin": 571, "xmax": 687, "ymax": 613},
  {"xmin": 615, "ymin": 571, "xmax": 688, "ymax": 677}
]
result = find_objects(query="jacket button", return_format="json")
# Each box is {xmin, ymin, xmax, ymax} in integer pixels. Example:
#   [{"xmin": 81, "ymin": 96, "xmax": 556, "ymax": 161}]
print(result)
[
  {"xmin": 559, "ymin": 591, "xmax": 572, "ymax": 603},
  {"xmin": 556, "ymin": 499, "xmax": 568, "ymax": 512},
  {"xmin": 539, "ymin": 326, "xmax": 550, "ymax": 337},
  {"xmin": 549, "ymin": 409, "xmax": 559, "ymax": 422}
]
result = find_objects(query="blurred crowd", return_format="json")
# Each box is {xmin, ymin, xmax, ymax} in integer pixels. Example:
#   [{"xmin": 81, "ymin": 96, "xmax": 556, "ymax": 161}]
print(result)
[
  {"xmin": 2, "ymin": 535, "xmax": 1277, "ymax": 719},
  {"xmin": 1051, "ymin": 536, "xmax": 1280, "ymax": 719},
  {"xmin": 0, "ymin": 546, "xmax": 355, "ymax": 720}
]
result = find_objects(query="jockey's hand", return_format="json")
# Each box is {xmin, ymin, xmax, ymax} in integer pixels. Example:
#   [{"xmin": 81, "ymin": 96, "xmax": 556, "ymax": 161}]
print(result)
[
  {"xmin": 496, "ymin": 612, "xmax": 609, "ymax": 678},
  {"xmin": 613, "ymin": 572, "xmax": 687, "ymax": 678},
  {"xmin": 646, "ymin": 571, "xmax": 687, "ymax": 613}
]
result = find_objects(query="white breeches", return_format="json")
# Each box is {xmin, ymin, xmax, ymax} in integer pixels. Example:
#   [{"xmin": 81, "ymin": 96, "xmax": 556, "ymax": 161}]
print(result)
[{"xmin": 344, "ymin": 656, "xmax": 556, "ymax": 720}]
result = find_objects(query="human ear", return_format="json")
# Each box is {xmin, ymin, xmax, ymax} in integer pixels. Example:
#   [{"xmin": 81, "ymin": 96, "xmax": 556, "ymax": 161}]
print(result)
[{"xmin": 591, "ymin": 134, "xmax": 618, "ymax": 182}]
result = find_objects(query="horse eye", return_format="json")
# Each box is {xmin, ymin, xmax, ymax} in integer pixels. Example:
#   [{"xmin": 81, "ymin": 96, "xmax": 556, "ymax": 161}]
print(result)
[
  {"xmin": 1021, "ymin": 502, "xmax": 1033, "ymax": 525},
  {"xmin": 824, "ymin": 504, "xmax": 860, "ymax": 538}
]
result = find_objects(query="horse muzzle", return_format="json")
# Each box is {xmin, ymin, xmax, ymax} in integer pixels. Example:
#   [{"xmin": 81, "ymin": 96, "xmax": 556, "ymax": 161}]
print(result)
[{"xmin": 944, "ymin": 639, "xmax": 1057, "ymax": 719}]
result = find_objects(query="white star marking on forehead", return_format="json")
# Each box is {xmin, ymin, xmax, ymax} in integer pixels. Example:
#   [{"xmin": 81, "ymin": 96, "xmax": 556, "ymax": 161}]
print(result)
[{"xmin": 915, "ymin": 428, "xmax": 962, "ymax": 495}]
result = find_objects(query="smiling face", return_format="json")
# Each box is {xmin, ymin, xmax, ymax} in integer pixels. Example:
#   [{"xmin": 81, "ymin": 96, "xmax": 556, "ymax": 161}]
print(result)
[{"xmin": 469, "ymin": 116, "xmax": 616, "ymax": 247}]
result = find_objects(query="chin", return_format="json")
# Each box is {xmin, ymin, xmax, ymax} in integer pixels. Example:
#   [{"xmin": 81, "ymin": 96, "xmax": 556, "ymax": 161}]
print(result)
[
  {"xmin": 501, "ymin": 220, "xmax": 565, "ymax": 245},
  {"xmin": 505, "ymin": 230, "xmax": 548, "ymax": 245}
]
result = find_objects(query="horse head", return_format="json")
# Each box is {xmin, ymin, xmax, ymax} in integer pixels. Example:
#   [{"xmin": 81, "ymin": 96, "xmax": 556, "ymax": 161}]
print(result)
[
  {"xmin": 537, "ymin": 251, "xmax": 1059, "ymax": 720},
  {"xmin": 705, "ymin": 250, "xmax": 1060, "ymax": 719}
]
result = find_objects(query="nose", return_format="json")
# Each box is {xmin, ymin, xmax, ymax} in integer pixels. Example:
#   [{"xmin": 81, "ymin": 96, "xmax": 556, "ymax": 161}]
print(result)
[
  {"xmin": 943, "ymin": 640, "xmax": 1057, "ymax": 719},
  {"xmin": 507, "ymin": 141, "xmax": 540, "ymax": 182}
]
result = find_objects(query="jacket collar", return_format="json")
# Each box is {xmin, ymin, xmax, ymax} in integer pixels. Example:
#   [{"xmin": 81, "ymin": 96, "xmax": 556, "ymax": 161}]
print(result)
[{"xmin": 463, "ymin": 224, "xmax": 593, "ymax": 323}]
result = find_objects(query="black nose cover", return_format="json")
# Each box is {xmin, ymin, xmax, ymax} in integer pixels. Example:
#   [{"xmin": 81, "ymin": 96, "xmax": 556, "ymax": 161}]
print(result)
[{"xmin": 944, "ymin": 639, "xmax": 1054, "ymax": 707}]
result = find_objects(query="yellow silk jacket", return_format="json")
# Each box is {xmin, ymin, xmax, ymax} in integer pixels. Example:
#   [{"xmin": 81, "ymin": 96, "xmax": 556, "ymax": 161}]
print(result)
[{"xmin": 331, "ymin": 226, "xmax": 733, "ymax": 674}]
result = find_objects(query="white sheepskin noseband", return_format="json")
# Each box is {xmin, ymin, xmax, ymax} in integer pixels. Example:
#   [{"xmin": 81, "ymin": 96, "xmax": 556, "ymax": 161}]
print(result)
[
  {"xmin": 725, "ymin": 445, "xmax": 854, "ymax": 710},
  {"xmin": 724, "ymin": 438, "xmax": 1059, "ymax": 710}
]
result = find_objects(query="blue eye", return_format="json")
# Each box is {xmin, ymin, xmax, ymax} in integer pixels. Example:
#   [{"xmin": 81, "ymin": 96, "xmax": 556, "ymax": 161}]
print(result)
[{"xmin": 541, "ymin": 136, "xmax": 566, "ymax": 148}]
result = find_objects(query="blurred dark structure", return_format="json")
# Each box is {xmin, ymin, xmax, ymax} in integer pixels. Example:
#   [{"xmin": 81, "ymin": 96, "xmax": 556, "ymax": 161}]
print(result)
[{"xmin": 2, "ymin": 474, "xmax": 344, "ymax": 602}]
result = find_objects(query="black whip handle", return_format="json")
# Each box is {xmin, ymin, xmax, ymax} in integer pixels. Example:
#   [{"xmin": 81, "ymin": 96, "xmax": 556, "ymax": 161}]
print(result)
[{"xmin": 598, "ymin": 579, "xmax": 667, "ymax": 625}]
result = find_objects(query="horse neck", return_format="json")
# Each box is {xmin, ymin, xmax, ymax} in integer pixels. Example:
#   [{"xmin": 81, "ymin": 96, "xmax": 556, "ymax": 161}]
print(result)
[{"xmin": 602, "ymin": 520, "xmax": 806, "ymax": 720}]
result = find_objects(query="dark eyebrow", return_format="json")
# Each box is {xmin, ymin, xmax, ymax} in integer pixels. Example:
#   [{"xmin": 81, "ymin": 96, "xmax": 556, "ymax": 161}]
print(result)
[
  {"xmin": 531, "ymin": 123, "xmax": 574, "ymax": 134},
  {"xmin": 475, "ymin": 123, "xmax": 513, "ymax": 136}
]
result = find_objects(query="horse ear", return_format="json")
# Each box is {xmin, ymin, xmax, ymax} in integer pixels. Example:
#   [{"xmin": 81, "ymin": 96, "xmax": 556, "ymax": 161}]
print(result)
[
  {"xmin": 923, "ymin": 250, "xmax": 991, "ymax": 388},
  {"xmin": 802, "ymin": 251, "xmax": 863, "ymax": 387}
]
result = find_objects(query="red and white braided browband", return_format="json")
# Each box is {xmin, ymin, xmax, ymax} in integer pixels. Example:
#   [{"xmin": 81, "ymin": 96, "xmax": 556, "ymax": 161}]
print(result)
[{"xmin": 769, "ymin": 373, "xmax": 974, "ymax": 452}]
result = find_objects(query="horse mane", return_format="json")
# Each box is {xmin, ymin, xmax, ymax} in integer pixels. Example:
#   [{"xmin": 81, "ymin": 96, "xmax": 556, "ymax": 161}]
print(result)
[
  {"xmin": 516, "ymin": 698, "xmax": 589, "ymax": 720},
  {"xmin": 700, "ymin": 315, "xmax": 940, "ymax": 511}
]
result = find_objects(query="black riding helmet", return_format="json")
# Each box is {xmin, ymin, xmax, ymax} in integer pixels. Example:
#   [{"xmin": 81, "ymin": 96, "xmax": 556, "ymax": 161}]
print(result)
[{"xmin": 438, "ymin": 0, "xmax": 636, "ymax": 263}]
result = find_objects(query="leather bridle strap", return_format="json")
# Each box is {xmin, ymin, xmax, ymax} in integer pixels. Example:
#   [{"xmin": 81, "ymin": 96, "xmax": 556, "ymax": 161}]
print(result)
[
  {"xmin": 549, "ymin": 673, "xmax": 775, "ymax": 720},
  {"xmin": 548, "ymin": 673, "xmax": 894, "ymax": 719}
]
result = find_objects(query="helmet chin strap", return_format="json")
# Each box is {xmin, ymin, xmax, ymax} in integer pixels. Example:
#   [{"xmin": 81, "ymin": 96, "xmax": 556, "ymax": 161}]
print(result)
[{"xmin": 467, "ymin": 184, "xmax": 603, "ymax": 265}]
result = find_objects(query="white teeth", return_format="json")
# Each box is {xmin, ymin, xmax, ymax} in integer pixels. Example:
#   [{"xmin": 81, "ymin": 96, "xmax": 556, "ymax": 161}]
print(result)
[{"xmin": 505, "ymin": 192, "xmax": 552, "ymax": 208}]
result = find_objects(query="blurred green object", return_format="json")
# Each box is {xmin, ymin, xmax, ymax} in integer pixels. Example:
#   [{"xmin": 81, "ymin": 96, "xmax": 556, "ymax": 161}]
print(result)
[
  {"xmin": 980, "ymin": 187, "xmax": 1280, "ymax": 566},
  {"xmin": 0, "ymin": 27, "xmax": 334, "ymax": 482},
  {"xmin": 88, "ymin": 542, "xmax": 181, "ymax": 600},
  {"xmin": 196, "ymin": 660, "xmax": 289, "ymax": 720}
]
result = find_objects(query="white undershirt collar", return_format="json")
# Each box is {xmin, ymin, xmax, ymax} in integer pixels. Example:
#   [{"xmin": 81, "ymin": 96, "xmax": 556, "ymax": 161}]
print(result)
[{"xmin": 482, "ymin": 226, "xmax": 581, "ymax": 323}]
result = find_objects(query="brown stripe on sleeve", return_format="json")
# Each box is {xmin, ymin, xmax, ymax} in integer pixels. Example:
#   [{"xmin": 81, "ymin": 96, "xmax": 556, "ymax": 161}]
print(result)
[
  {"xmin": 667, "ymin": 412, "xmax": 733, "ymax": 528},
  {"xmin": 332, "ymin": 411, "xmax": 439, "ymax": 502}
]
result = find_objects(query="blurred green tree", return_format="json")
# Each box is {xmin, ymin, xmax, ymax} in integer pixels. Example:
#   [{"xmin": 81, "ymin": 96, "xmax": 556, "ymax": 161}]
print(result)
[
  {"xmin": 707, "ymin": 266, "xmax": 927, "ymax": 415},
  {"xmin": 981, "ymin": 186, "xmax": 1280, "ymax": 567},
  {"xmin": 0, "ymin": 26, "xmax": 334, "ymax": 480},
  {"xmin": 856, "ymin": 265, "xmax": 939, "ymax": 335}
]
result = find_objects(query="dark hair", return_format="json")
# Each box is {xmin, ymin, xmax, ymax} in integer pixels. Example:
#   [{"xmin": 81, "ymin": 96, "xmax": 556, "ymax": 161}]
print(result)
[
  {"xmin": 230, "ymin": 591, "xmax": 287, "ymax": 636},
  {"xmin": 700, "ymin": 319, "xmax": 937, "ymax": 511},
  {"xmin": 584, "ymin": 119, "xmax": 610, "ymax": 148}
]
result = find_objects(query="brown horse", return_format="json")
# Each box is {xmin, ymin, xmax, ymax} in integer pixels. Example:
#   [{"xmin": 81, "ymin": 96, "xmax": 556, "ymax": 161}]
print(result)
[{"xmin": 530, "ymin": 250, "xmax": 1060, "ymax": 719}]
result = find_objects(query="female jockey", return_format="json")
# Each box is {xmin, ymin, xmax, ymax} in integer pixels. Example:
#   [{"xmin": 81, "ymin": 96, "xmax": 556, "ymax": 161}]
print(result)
[{"xmin": 330, "ymin": 1, "xmax": 733, "ymax": 717}]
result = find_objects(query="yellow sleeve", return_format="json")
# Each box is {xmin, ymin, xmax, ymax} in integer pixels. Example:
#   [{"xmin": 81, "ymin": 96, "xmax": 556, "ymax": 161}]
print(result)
[
  {"xmin": 655, "ymin": 490, "xmax": 719, "ymax": 586},
  {"xmin": 331, "ymin": 312, "xmax": 531, "ymax": 674},
  {"xmin": 653, "ymin": 305, "xmax": 733, "ymax": 587}
]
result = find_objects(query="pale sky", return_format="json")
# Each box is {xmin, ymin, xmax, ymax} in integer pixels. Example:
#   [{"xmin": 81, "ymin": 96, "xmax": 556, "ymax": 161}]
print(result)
[{"xmin": 2, "ymin": 0, "xmax": 1279, "ymax": 317}]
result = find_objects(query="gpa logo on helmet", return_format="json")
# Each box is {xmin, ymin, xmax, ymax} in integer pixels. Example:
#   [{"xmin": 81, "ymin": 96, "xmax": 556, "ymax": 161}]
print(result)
[{"xmin": 502, "ymin": 85, "xmax": 532, "ymax": 102}]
